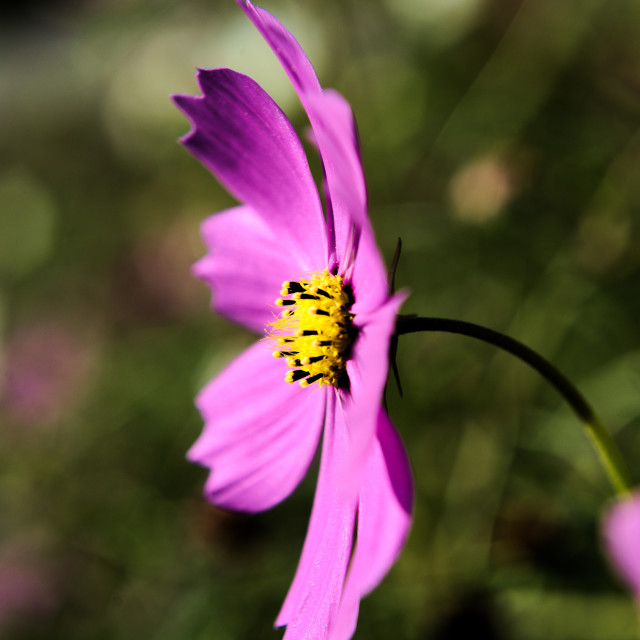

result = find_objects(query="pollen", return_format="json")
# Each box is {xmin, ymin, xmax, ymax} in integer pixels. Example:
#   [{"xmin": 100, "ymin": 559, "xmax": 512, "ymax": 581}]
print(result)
[{"xmin": 267, "ymin": 269, "xmax": 354, "ymax": 388}]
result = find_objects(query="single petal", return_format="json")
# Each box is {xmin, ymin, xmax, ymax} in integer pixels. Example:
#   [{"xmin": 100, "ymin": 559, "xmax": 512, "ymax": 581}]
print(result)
[
  {"xmin": 238, "ymin": 1, "xmax": 368, "ymax": 263},
  {"xmin": 330, "ymin": 410, "xmax": 413, "ymax": 640},
  {"xmin": 192, "ymin": 205, "xmax": 298, "ymax": 333},
  {"xmin": 276, "ymin": 393, "xmax": 357, "ymax": 635},
  {"xmin": 301, "ymin": 92, "xmax": 388, "ymax": 312},
  {"xmin": 338, "ymin": 291, "xmax": 408, "ymax": 500},
  {"xmin": 173, "ymin": 68, "xmax": 326, "ymax": 270},
  {"xmin": 304, "ymin": 90, "xmax": 368, "ymax": 267},
  {"xmin": 189, "ymin": 340, "xmax": 326, "ymax": 513},
  {"xmin": 604, "ymin": 490, "xmax": 640, "ymax": 597},
  {"xmin": 348, "ymin": 223, "xmax": 390, "ymax": 317}
]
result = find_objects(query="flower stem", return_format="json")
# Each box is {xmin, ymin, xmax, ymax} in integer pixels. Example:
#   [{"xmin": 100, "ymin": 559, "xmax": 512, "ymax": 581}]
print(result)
[{"xmin": 395, "ymin": 315, "xmax": 634, "ymax": 496}]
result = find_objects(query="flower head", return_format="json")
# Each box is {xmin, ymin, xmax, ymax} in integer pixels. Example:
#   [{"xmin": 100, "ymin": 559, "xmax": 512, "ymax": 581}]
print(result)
[
  {"xmin": 173, "ymin": 2, "xmax": 413, "ymax": 638},
  {"xmin": 269, "ymin": 269, "xmax": 355, "ymax": 388},
  {"xmin": 604, "ymin": 490, "xmax": 640, "ymax": 602}
]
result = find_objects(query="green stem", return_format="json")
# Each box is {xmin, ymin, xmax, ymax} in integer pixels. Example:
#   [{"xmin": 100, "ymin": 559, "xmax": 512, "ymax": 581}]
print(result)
[{"xmin": 395, "ymin": 315, "xmax": 634, "ymax": 496}]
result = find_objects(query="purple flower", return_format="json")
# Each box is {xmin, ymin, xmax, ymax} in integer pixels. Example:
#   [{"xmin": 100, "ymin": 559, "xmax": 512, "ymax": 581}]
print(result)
[
  {"xmin": 604, "ymin": 490, "xmax": 640, "ymax": 602},
  {"xmin": 173, "ymin": 2, "xmax": 413, "ymax": 638}
]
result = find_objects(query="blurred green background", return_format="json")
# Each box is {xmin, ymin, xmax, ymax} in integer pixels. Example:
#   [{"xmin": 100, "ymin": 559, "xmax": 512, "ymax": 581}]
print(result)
[{"xmin": 2, "ymin": 0, "xmax": 640, "ymax": 638}]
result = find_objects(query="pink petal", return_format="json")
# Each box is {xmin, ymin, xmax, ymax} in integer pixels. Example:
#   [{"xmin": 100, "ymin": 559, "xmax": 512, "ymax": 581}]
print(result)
[
  {"xmin": 189, "ymin": 340, "xmax": 326, "ymax": 513},
  {"xmin": 604, "ymin": 490, "xmax": 640, "ymax": 597},
  {"xmin": 192, "ymin": 205, "xmax": 299, "ymax": 333},
  {"xmin": 276, "ymin": 393, "xmax": 357, "ymax": 636},
  {"xmin": 330, "ymin": 410, "xmax": 413, "ymax": 640},
  {"xmin": 338, "ymin": 292, "xmax": 408, "ymax": 500},
  {"xmin": 238, "ymin": 1, "xmax": 368, "ymax": 265},
  {"xmin": 348, "ymin": 223, "xmax": 390, "ymax": 317},
  {"xmin": 173, "ymin": 68, "xmax": 326, "ymax": 270},
  {"xmin": 304, "ymin": 89, "xmax": 368, "ymax": 267}
]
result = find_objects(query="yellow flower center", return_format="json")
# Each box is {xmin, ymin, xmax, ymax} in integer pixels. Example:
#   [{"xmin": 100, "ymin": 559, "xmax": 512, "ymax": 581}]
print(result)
[{"xmin": 267, "ymin": 269, "xmax": 354, "ymax": 388}]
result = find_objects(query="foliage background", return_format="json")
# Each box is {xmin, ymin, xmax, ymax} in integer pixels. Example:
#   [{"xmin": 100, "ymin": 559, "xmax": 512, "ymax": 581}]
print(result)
[{"xmin": 2, "ymin": 0, "xmax": 640, "ymax": 637}]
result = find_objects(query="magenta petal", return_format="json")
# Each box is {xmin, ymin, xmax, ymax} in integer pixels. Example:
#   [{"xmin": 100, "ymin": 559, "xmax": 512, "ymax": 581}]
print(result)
[
  {"xmin": 192, "ymin": 205, "xmax": 298, "ymax": 333},
  {"xmin": 189, "ymin": 340, "xmax": 326, "ymax": 513},
  {"xmin": 331, "ymin": 410, "xmax": 413, "ymax": 640},
  {"xmin": 238, "ymin": 1, "xmax": 321, "ymax": 96},
  {"xmin": 173, "ymin": 68, "xmax": 326, "ymax": 270},
  {"xmin": 303, "ymin": 89, "xmax": 368, "ymax": 265},
  {"xmin": 348, "ymin": 223, "xmax": 390, "ymax": 316},
  {"xmin": 338, "ymin": 292, "xmax": 408, "ymax": 500},
  {"xmin": 238, "ymin": 1, "xmax": 368, "ymax": 263},
  {"xmin": 604, "ymin": 490, "xmax": 640, "ymax": 597},
  {"xmin": 276, "ymin": 393, "xmax": 357, "ymax": 636}
]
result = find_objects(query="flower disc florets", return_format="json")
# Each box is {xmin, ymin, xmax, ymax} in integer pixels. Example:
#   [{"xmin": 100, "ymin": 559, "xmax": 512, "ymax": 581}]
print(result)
[{"xmin": 267, "ymin": 269, "xmax": 354, "ymax": 388}]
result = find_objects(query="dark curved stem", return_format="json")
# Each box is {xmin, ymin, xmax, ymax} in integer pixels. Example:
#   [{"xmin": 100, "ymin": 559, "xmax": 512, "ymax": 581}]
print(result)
[{"xmin": 395, "ymin": 315, "xmax": 633, "ymax": 495}]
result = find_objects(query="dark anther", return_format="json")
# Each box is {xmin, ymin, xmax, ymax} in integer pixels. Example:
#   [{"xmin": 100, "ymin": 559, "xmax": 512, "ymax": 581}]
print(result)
[
  {"xmin": 315, "ymin": 288, "xmax": 331, "ymax": 298},
  {"xmin": 306, "ymin": 355, "xmax": 325, "ymax": 364},
  {"xmin": 286, "ymin": 282, "xmax": 305, "ymax": 294},
  {"xmin": 312, "ymin": 309, "xmax": 330, "ymax": 316},
  {"xmin": 290, "ymin": 369, "xmax": 310, "ymax": 381},
  {"xmin": 280, "ymin": 351, "xmax": 297, "ymax": 357},
  {"xmin": 279, "ymin": 299, "xmax": 296, "ymax": 306},
  {"xmin": 300, "ymin": 293, "xmax": 320, "ymax": 300},
  {"xmin": 300, "ymin": 330, "xmax": 319, "ymax": 336},
  {"xmin": 316, "ymin": 340, "xmax": 332, "ymax": 347},
  {"xmin": 305, "ymin": 373, "xmax": 323, "ymax": 385}
]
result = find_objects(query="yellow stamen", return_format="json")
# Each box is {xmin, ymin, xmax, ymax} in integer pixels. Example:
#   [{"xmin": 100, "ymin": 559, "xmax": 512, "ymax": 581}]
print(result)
[{"xmin": 266, "ymin": 269, "xmax": 354, "ymax": 388}]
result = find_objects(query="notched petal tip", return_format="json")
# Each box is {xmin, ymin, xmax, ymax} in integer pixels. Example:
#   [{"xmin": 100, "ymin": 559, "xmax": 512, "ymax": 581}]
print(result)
[
  {"xmin": 172, "ymin": 65, "xmax": 328, "ymax": 270},
  {"xmin": 171, "ymin": 94, "xmax": 197, "ymax": 139},
  {"xmin": 171, "ymin": 93, "xmax": 212, "ymax": 151},
  {"xmin": 171, "ymin": 68, "xmax": 237, "ymax": 138},
  {"xmin": 194, "ymin": 66, "xmax": 232, "ymax": 93}
]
